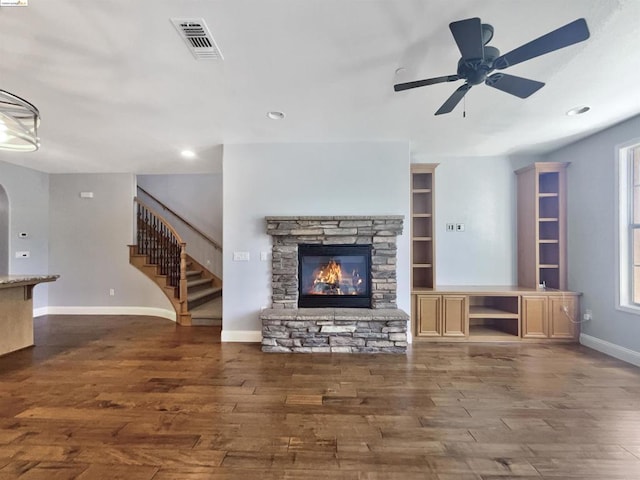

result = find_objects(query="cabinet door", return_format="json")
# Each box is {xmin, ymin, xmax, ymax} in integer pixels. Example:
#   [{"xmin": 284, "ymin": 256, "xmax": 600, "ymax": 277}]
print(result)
[
  {"xmin": 442, "ymin": 295, "xmax": 467, "ymax": 337},
  {"xmin": 549, "ymin": 296, "xmax": 578, "ymax": 339},
  {"xmin": 417, "ymin": 295, "xmax": 441, "ymax": 337},
  {"xmin": 521, "ymin": 296, "xmax": 548, "ymax": 338}
]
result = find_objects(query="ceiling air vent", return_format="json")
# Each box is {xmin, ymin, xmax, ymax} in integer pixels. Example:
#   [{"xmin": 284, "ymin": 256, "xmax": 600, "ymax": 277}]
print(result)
[{"xmin": 171, "ymin": 18, "xmax": 223, "ymax": 60}]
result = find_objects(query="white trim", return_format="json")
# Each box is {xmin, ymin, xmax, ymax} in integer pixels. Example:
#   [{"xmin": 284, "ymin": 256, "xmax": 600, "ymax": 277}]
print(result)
[
  {"xmin": 33, "ymin": 306, "xmax": 176, "ymax": 321},
  {"xmin": 221, "ymin": 329, "xmax": 262, "ymax": 343},
  {"xmin": 616, "ymin": 138, "xmax": 640, "ymax": 313},
  {"xmin": 580, "ymin": 333, "xmax": 640, "ymax": 367},
  {"xmin": 33, "ymin": 307, "xmax": 49, "ymax": 317}
]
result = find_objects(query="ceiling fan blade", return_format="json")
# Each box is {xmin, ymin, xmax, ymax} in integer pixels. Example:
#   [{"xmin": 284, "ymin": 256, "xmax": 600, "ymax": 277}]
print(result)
[
  {"xmin": 450, "ymin": 17, "xmax": 484, "ymax": 60},
  {"xmin": 485, "ymin": 73, "xmax": 545, "ymax": 98},
  {"xmin": 394, "ymin": 75, "xmax": 459, "ymax": 92},
  {"xmin": 435, "ymin": 84, "xmax": 472, "ymax": 115},
  {"xmin": 493, "ymin": 18, "xmax": 590, "ymax": 70}
]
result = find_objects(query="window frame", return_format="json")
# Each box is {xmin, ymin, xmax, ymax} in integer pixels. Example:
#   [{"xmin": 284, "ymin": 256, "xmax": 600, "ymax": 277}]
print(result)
[{"xmin": 617, "ymin": 139, "xmax": 640, "ymax": 314}]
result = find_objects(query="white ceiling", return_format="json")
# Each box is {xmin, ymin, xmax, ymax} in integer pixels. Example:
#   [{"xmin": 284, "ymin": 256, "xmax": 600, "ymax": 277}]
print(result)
[{"xmin": 0, "ymin": 0, "xmax": 639, "ymax": 174}]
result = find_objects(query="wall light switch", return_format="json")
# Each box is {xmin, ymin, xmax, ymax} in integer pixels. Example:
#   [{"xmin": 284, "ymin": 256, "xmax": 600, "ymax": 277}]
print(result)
[
  {"xmin": 79, "ymin": 191, "xmax": 94, "ymax": 198},
  {"xmin": 233, "ymin": 251, "xmax": 250, "ymax": 261},
  {"xmin": 456, "ymin": 223, "xmax": 465, "ymax": 232},
  {"xmin": 260, "ymin": 251, "xmax": 269, "ymax": 261},
  {"xmin": 446, "ymin": 223, "xmax": 455, "ymax": 232}
]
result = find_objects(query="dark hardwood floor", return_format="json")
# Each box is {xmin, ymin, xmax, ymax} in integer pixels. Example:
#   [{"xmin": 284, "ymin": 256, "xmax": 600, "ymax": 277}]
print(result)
[{"xmin": 0, "ymin": 315, "xmax": 639, "ymax": 479}]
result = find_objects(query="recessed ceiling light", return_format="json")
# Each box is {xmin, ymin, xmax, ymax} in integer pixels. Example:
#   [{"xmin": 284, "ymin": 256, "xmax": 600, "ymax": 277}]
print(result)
[
  {"xmin": 566, "ymin": 105, "xmax": 590, "ymax": 116},
  {"xmin": 181, "ymin": 149, "xmax": 196, "ymax": 159},
  {"xmin": 267, "ymin": 111, "xmax": 285, "ymax": 120}
]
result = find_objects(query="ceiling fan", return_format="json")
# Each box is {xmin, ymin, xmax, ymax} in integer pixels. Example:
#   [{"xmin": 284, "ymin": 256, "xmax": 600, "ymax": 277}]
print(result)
[{"xmin": 394, "ymin": 17, "xmax": 590, "ymax": 115}]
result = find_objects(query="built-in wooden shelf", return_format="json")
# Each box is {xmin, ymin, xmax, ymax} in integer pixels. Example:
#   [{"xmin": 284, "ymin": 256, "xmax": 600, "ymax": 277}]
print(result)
[
  {"xmin": 411, "ymin": 164, "xmax": 437, "ymax": 290},
  {"xmin": 469, "ymin": 306, "xmax": 519, "ymax": 319},
  {"xmin": 517, "ymin": 162, "xmax": 568, "ymax": 290}
]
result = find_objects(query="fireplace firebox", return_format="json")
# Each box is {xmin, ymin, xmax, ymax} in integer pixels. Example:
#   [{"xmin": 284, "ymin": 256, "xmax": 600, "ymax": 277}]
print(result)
[{"xmin": 298, "ymin": 244, "xmax": 372, "ymax": 308}]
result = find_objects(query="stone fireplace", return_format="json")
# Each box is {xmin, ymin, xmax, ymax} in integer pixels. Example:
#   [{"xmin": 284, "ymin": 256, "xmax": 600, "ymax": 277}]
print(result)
[{"xmin": 260, "ymin": 216, "xmax": 409, "ymax": 353}]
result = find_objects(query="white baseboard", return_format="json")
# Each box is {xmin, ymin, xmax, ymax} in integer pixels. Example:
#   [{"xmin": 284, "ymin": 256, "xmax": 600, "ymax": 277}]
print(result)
[
  {"xmin": 34, "ymin": 306, "xmax": 177, "ymax": 322},
  {"xmin": 33, "ymin": 307, "xmax": 49, "ymax": 318},
  {"xmin": 580, "ymin": 333, "xmax": 640, "ymax": 367},
  {"xmin": 221, "ymin": 330, "xmax": 262, "ymax": 343}
]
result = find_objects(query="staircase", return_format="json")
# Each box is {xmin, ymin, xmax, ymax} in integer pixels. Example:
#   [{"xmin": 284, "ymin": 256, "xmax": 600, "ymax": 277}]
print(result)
[
  {"xmin": 129, "ymin": 196, "xmax": 222, "ymax": 326},
  {"xmin": 184, "ymin": 256, "xmax": 222, "ymax": 323}
]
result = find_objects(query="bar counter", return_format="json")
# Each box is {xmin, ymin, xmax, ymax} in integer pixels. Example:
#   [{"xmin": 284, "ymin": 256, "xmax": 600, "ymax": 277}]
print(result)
[{"xmin": 0, "ymin": 275, "xmax": 59, "ymax": 356}]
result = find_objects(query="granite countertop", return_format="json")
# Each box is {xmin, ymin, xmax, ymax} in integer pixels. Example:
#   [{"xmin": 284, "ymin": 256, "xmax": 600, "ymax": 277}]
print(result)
[{"xmin": 0, "ymin": 275, "xmax": 60, "ymax": 288}]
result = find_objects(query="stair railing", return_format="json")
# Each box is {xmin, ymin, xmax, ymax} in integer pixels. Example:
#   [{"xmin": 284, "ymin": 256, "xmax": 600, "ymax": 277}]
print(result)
[
  {"xmin": 134, "ymin": 197, "xmax": 188, "ymax": 308},
  {"xmin": 137, "ymin": 186, "xmax": 222, "ymax": 278}
]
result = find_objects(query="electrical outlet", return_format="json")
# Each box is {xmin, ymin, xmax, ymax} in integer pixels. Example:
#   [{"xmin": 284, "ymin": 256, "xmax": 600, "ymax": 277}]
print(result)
[
  {"xmin": 456, "ymin": 223, "xmax": 465, "ymax": 232},
  {"xmin": 260, "ymin": 251, "xmax": 269, "ymax": 261},
  {"xmin": 15, "ymin": 251, "xmax": 30, "ymax": 258},
  {"xmin": 109, "ymin": 288, "xmax": 115, "ymax": 296},
  {"xmin": 446, "ymin": 223, "xmax": 455, "ymax": 232},
  {"xmin": 583, "ymin": 309, "xmax": 592, "ymax": 321}
]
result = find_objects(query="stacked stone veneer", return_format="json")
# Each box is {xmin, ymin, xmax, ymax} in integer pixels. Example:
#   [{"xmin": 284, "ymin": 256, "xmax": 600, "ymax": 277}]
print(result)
[
  {"xmin": 262, "ymin": 216, "xmax": 408, "ymax": 354},
  {"xmin": 261, "ymin": 308, "xmax": 408, "ymax": 353}
]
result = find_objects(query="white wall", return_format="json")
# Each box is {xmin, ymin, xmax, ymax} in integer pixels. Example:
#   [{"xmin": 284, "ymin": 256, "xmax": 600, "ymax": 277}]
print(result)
[
  {"xmin": 545, "ymin": 114, "xmax": 640, "ymax": 360},
  {"xmin": 48, "ymin": 173, "xmax": 174, "ymax": 318},
  {"xmin": 223, "ymin": 142, "xmax": 411, "ymax": 338},
  {"xmin": 428, "ymin": 155, "xmax": 516, "ymax": 285},
  {"xmin": 136, "ymin": 174, "xmax": 222, "ymax": 243},
  {"xmin": 136, "ymin": 174, "xmax": 223, "ymax": 277},
  {"xmin": 0, "ymin": 160, "xmax": 50, "ymax": 309}
]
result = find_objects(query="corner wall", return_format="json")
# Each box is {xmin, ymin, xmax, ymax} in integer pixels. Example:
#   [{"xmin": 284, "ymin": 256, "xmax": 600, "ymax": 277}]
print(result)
[
  {"xmin": 0, "ymin": 160, "xmax": 50, "ymax": 309},
  {"xmin": 545, "ymin": 114, "xmax": 640, "ymax": 364},
  {"xmin": 47, "ymin": 173, "xmax": 174, "ymax": 318},
  {"xmin": 222, "ymin": 142, "xmax": 411, "ymax": 341}
]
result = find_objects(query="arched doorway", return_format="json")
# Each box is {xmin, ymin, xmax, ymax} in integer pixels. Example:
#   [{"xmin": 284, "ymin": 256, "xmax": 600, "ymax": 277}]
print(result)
[{"xmin": 0, "ymin": 185, "xmax": 8, "ymax": 275}]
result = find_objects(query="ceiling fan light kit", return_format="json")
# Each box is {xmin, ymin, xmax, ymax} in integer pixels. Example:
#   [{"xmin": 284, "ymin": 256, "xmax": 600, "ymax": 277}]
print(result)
[
  {"xmin": 394, "ymin": 17, "xmax": 590, "ymax": 115},
  {"xmin": 0, "ymin": 89, "xmax": 40, "ymax": 152}
]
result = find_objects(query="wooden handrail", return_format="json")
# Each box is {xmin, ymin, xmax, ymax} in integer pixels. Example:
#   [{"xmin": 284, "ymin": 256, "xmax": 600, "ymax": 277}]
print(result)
[
  {"xmin": 135, "ymin": 197, "xmax": 184, "ymax": 243},
  {"xmin": 137, "ymin": 186, "xmax": 222, "ymax": 252}
]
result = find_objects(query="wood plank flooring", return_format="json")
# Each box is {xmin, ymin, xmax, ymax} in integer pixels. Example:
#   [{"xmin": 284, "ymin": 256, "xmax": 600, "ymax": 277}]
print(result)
[{"xmin": 0, "ymin": 315, "xmax": 639, "ymax": 479}]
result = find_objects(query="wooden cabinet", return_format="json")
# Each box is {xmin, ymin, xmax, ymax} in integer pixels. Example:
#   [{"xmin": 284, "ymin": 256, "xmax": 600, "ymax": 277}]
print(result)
[
  {"xmin": 415, "ymin": 294, "xmax": 466, "ymax": 338},
  {"xmin": 411, "ymin": 164, "xmax": 438, "ymax": 289},
  {"xmin": 549, "ymin": 295, "xmax": 578, "ymax": 339},
  {"xmin": 521, "ymin": 295, "xmax": 548, "ymax": 338},
  {"xmin": 413, "ymin": 287, "xmax": 579, "ymax": 342},
  {"xmin": 516, "ymin": 162, "xmax": 569, "ymax": 290},
  {"xmin": 416, "ymin": 295, "xmax": 441, "ymax": 336},
  {"xmin": 521, "ymin": 293, "xmax": 578, "ymax": 340}
]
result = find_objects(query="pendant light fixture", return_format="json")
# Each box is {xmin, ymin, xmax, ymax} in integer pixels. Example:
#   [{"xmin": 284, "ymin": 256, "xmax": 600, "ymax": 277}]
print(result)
[{"xmin": 0, "ymin": 89, "xmax": 40, "ymax": 152}]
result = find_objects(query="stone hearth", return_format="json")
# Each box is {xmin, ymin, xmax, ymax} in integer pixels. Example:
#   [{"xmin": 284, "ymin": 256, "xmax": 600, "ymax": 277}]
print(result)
[
  {"xmin": 261, "ymin": 308, "xmax": 408, "ymax": 353},
  {"xmin": 261, "ymin": 216, "xmax": 408, "ymax": 354}
]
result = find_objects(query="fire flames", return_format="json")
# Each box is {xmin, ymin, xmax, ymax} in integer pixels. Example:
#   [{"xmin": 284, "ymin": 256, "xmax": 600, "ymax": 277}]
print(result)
[
  {"xmin": 314, "ymin": 260, "xmax": 342, "ymax": 287},
  {"xmin": 309, "ymin": 259, "xmax": 363, "ymax": 295}
]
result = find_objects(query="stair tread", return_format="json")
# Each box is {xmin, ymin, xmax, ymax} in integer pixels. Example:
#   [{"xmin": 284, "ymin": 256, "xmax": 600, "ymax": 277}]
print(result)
[
  {"xmin": 190, "ymin": 297, "xmax": 222, "ymax": 321},
  {"xmin": 187, "ymin": 286, "xmax": 222, "ymax": 302},
  {"xmin": 187, "ymin": 278, "xmax": 211, "ymax": 288}
]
